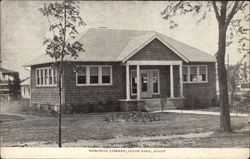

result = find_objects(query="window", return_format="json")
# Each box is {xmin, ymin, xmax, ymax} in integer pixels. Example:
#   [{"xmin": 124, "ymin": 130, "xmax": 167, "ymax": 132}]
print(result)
[
  {"xmin": 152, "ymin": 70, "xmax": 159, "ymax": 94},
  {"xmin": 183, "ymin": 65, "xmax": 208, "ymax": 83},
  {"xmin": 36, "ymin": 70, "xmax": 40, "ymax": 85},
  {"xmin": 182, "ymin": 66, "xmax": 187, "ymax": 82},
  {"xmin": 76, "ymin": 65, "xmax": 112, "ymax": 86},
  {"xmin": 53, "ymin": 68, "xmax": 57, "ymax": 85},
  {"xmin": 131, "ymin": 71, "xmax": 137, "ymax": 94},
  {"xmin": 199, "ymin": 66, "xmax": 207, "ymax": 82},
  {"xmin": 102, "ymin": 67, "xmax": 111, "ymax": 84},
  {"xmin": 190, "ymin": 66, "xmax": 197, "ymax": 82},
  {"xmin": 77, "ymin": 67, "xmax": 86, "ymax": 84},
  {"xmin": 90, "ymin": 67, "xmax": 99, "ymax": 84},
  {"xmin": 36, "ymin": 67, "xmax": 57, "ymax": 86},
  {"xmin": 48, "ymin": 68, "xmax": 53, "ymax": 85}
]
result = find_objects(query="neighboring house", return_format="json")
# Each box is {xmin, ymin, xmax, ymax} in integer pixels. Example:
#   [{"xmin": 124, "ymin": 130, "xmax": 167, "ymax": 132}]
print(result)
[
  {"xmin": 20, "ymin": 77, "xmax": 31, "ymax": 99},
  {"xmin": 24, "ymin": 28, "xmax": 217, "ymax": 112},
  {"xmin": 0, "ymin": 67, "xmax": 20, "ymax": 101},
  {"xmin": 239, "ymin": 53, "xmax": 250, "ymax": 92}
]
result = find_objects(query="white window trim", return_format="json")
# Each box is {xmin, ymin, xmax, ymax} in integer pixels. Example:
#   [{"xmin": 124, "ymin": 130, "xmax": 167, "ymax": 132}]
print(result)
[
  {"xmin": 183, "ymin": 65, "xmax": 208, "ymax": 83},
  {"xmin": 36, "ymin": 67, "xmax": 57, "ymax": 87},
  {"xmin": 131, "ymin": 69, "xmax": 160, "ymax": 96},
  {"xmin": 76, "ymin": 65, "xmax": 113, "ymax": 86}
]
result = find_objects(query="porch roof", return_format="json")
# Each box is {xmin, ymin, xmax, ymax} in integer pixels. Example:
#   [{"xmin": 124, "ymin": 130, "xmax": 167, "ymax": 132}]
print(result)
[{"xmin": 24, "ymin": 28, "xmax": 216, "ymax": 67}]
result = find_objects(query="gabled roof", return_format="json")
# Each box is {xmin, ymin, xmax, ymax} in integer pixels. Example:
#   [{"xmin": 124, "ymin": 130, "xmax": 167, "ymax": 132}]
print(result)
[{"xmin": 24, "ymin": 28, "xmax": 215, "ymax": 66}]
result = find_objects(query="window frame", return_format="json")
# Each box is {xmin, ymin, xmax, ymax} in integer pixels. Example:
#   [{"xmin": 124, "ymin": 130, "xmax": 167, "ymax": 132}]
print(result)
[
  {"xmin": 76, "ymin": 65, "xmax": 113, "ymax": 86},
  {"xmin": 182, "ymin": 65, "xmax": 208, "ymax": 83},
  {"xmin": 36, "ymin": 67, "xmax": 57, "ymax": 87}
]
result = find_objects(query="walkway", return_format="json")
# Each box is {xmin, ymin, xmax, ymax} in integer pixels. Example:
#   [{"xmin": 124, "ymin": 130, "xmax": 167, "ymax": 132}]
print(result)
[{"xmin": 153, "ymin": 109, "xmax": 249, "ymax": 117}]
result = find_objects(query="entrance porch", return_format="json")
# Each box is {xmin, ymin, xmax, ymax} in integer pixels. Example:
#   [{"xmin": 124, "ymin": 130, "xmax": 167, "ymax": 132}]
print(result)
[{"xmin": 119, "ymin": 60, "xmax": 185, "ymax": 111}]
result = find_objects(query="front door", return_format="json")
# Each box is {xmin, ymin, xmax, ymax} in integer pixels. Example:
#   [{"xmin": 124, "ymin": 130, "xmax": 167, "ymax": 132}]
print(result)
[
  {"xmin": 131, "ymin": 69, "xmax": 160, "ymax": 98},
  {"xmin": 141, "ymin": 70, "xmax": 152, "ymax": 98}
]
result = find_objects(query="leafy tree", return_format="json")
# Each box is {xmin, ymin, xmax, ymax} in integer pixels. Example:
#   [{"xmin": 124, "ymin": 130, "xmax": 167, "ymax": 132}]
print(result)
[
  {"xmin": 38, "ymin": 0, "xmax": 86, "ymax": 147},
  {"xmin": 161, "ymin": 1, "xmax": 249, "ymax": 132}
]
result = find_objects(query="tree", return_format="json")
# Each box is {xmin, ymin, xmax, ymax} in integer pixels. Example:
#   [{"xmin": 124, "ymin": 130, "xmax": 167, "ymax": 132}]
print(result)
[
  {"xmin": 161, "ymin": 1, "xmax": 249, "ymax": 132},
  {"xmin": 38, "ymin": 0, "xmax": 86, "ymax": 147}
]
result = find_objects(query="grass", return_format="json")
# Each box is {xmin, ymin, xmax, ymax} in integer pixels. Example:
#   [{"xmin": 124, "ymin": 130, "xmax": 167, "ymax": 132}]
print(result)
[{"xmin": 0, "ymin": 112, "xmax": 249, "ymax": 147}]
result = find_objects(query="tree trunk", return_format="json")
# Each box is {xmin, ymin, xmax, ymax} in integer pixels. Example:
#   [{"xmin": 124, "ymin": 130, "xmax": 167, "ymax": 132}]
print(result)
[
  {"xmin": 217, "ymin": 24, "xmax": 232, "ymax": 132},
  {"xmin": 58, "ymin": 68, "xmax": 62, "ymax": 147}
]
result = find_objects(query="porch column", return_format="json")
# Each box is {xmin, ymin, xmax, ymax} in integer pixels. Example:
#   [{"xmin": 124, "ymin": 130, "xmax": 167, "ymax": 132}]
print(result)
[
  {"xmin": 179, "ymin": 65, "xmax": 183, "ymax": 97},
  {"xmin": 136, "ymin": 65, "xmax": 141, "ymax": 100},
  {"xmin": 126, "ymin": 64, "xmax": 131, "ymax": 100},
  {"xmin": 170, "ymin": 65, "xmax": 174, "ymax": 98}
]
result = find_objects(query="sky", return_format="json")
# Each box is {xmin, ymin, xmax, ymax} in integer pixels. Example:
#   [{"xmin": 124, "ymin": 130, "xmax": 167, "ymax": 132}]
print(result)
[{"xmin": 1, "ymin": 1, "xmax": 247, "ymax": 79}]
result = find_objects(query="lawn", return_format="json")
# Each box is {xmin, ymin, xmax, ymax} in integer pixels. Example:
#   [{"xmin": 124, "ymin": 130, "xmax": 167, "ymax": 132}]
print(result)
[{"xmin": 0, "ymin": 111, "xmax": 249, "ymax": 147}]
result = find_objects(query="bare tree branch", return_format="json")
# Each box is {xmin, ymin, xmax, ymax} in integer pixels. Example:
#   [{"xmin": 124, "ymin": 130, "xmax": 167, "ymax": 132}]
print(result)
[
  {"xmin": 212, "ymin": 1, "xmax": 221, "ymax": 21},
  {"xmin": 225, "ymin": 1, "xmax": 240, "ymax": 26}
]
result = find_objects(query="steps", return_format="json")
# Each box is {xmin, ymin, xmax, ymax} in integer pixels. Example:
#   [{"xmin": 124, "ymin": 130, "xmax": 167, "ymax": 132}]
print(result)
[{"xmin": 144, "ymin": 98, "xmax": 176, "ymax": 112}]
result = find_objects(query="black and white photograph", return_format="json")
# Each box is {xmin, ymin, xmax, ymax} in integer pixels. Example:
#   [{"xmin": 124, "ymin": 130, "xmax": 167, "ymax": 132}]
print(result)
[{"xmin": 0, "ymin": 1, "xmax": 249, "ymax": 158}]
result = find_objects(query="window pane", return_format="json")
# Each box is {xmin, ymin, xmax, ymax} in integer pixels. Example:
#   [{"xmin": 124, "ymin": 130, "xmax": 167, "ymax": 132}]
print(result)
[
  {"xmin": 132, "ymin": 77, "xmax": 137, "ymax": 94},
  {"xmin": 182, "ymin": 67, "xmax": 187, "ymax": 74},
  {"xmin": 77, "ymin": 67, "xmax": 86, "ymax": 84},
  {"xmin": 90, "ymin": 76, "xmax": 98, "ymax": 84},
  {"xmin": 53, "ymin": 68, "xmax": 57, "ymax": 85},
  {"xmin": 190, "ymin": 66, "xmax": 197, "ymax": 74},
  {"xmin": 78, "ymin": 76, "xmax": 86, "ymax": 84},
  {"xmin": 131, "ymin": 72, "xmax": 137, "ymax": 94},
  {"xmin": 199, "ymin": 74, "xmax": 206, "ymax": 81},
  {"xmin": 102, "ymin": 67, "xmax": 111, "ymax": 84},
  {"xmin": 40, "ymin": 70, "xmax": 44, "ymax": 85},
  {"xmin": 44, "ymin": 69, "xmax": 48, "ymax": 85},
  {"xmin": 78, "ymin": 67, "xmax": 86, "ymax": 75},
  {"xmin": 190, "ymin": 74, "xmax": 197, "ymax": 82},
  {"xmin": 199, "ymin": 66, "xmax": 206, "ymax": 74},
  {"xmin": 90, "ymin": 67, "xmax": 98, "ymax": 75},
  {"xmin": 102, "ymin": 76, "xmax": 110, "ymax": 84},
  {"xmin": 152, "ymin": 71, "xmax": 158, "ymax": 93},
  {"xmin": 183, "ymin": 75, "xmax": 187, "ymax": 82},
  {"xmin": 90, "ymin": 67, "xmax": 99, "ymax": 84},
  {"xmin": 102, "ymin": 67, "xmax": 110, "ymax": 75},
  {"xmin": 49, "ymin": 68, "xmax": 53, "ymax": 85},
  {"xmin": 36, "ymin": 70, "xmax": 40, "ymax": 85}
]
